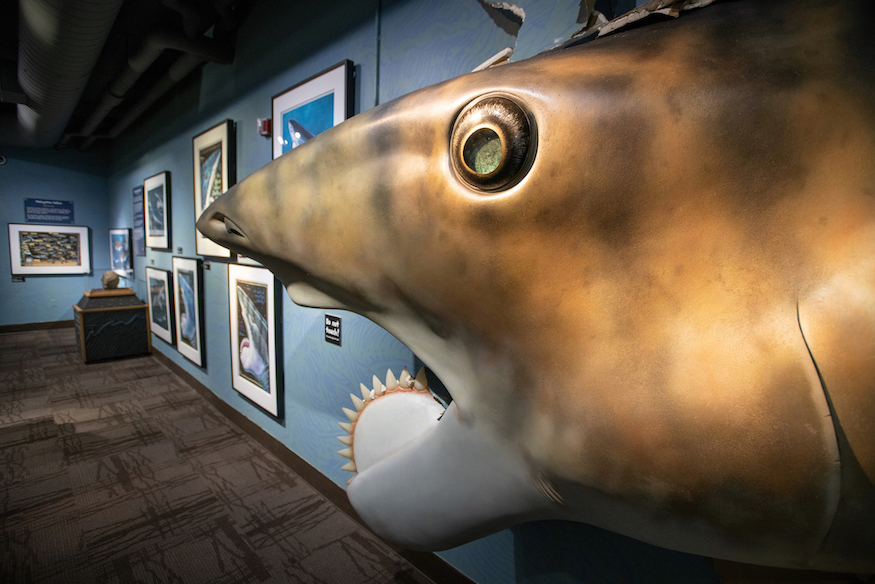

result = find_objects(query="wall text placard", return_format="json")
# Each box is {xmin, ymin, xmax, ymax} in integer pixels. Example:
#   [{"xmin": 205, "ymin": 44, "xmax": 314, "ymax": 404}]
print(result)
[{"xmin": 24, "ymin": 199, "xmax": 74, "ymax": 224}]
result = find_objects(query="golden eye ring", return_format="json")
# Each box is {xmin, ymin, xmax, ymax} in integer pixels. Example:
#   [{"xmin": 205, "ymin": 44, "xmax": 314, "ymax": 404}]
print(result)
[{"xmin": 451, "ymin": 94, "xmax": 536, "ymax": 192}]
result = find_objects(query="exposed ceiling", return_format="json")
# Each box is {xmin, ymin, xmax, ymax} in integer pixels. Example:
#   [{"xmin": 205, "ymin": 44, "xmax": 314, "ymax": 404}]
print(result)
[{"xmin": 0, "ymin": 0, "xmax": 248, "ymax": 152}]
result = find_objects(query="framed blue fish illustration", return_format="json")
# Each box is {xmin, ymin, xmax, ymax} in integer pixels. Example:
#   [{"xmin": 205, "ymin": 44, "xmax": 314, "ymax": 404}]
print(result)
[
  {"xmin": 228, "ymin": 263, "xmax": 281, "ymax": 417},
  {"xmin": 192, "ymin": 120, "xmax": 235, "ymax": 259},
  {"xmin": 172, "ymin": 256, "xmax": 204, "ymax": 366},
  {"xmin": 109, "ymin": 228, "xmax": 132, "ymax": 276},
  {"xmin": 271, "ymin": 60, "xmax": 353, "ymax": 160},
  {"xmin": 143, "ymin": 171, "xmax": 170, "ymax": 250}
]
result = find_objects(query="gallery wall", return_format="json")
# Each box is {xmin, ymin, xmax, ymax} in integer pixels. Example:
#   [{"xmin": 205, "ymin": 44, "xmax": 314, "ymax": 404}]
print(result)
[
  {"xmin": 1, "ymin": 0, "xmax": 733, "ymax": 582},
  {"xmin": 0, "ymin": 148, "xmax": 110, "ymax": 327}
]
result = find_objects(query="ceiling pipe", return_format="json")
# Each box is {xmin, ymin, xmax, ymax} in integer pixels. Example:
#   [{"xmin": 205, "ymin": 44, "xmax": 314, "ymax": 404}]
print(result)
[
  {"xmin": 79, "ymin": 0, "xmax": 242, "ymax": 151},
  {"xmin": 213, "ymin": 0, "xmax": 238, "ymax": 32},
  {"xmin": 0, "ymin": 0, "xmax": 123, "ymax": 147},
  {"xmin": 78, "ymin": 52, "xmax": 204, "ymax": 150},
  {"xmin": 160, "ymin": 0, "xmax": 203, "ymax": 38},
  {"xmin": 59, "ymin": 26, "xmax": 234, "ymax": 148}
]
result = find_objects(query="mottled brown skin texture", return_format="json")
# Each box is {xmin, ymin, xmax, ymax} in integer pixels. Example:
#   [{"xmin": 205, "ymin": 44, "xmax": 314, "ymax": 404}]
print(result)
[{"xmin": 199, "ymin": 0, "xmax": 875, "ymax": 571}]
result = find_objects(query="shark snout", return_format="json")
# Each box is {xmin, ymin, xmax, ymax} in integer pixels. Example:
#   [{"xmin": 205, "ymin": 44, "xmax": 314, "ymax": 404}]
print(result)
[{"xmin": 196, "ymin": 188, "xmax": 252, "ymax": 252}]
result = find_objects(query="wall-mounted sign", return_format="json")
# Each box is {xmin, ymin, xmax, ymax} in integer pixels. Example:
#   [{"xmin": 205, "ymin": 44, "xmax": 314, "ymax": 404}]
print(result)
[
  {"xmin": 325, "ymin": 314, "xmax": 341, "ymax": 346},
  {"xmin": 132, "ymin": 185, "xmax": 145, "ymax": 257},
  {"xmin": 24, "ymin": 199, "xmax": 74, "ymax": 224}
]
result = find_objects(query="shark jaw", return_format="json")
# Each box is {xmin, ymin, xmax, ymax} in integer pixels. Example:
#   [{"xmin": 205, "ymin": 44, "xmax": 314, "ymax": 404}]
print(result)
[{"xmin": 335, "ymin": 367, "xmax": 444, "ymax": 478}]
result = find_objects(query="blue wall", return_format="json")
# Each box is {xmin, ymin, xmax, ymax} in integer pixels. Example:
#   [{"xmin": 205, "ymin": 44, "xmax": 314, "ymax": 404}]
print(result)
[
  {"xmin": 0, "ymin": 148, "xmax": 110, "ymax": 326},
  {"xmin": 1, "ymin": 1, "xmax": 728, "ymax": 582}
]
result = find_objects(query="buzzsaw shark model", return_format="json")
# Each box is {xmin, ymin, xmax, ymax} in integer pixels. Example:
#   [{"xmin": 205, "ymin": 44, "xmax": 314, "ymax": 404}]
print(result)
[{"xmin": 197, "ymin": 0, "xmax": 875, "ymax": 572}]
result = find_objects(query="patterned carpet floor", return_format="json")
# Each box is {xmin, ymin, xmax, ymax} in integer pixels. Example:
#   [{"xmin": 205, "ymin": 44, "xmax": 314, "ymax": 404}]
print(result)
[{"xmin": 0, "ymin": 329, "xmax": 436, "ymax": 584}]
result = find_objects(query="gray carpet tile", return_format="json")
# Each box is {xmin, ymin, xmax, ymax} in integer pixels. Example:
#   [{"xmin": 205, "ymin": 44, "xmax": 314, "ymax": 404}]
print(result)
[{"xmin": 0, "ymin": 329, "xmax": 435, "ymax": 584}]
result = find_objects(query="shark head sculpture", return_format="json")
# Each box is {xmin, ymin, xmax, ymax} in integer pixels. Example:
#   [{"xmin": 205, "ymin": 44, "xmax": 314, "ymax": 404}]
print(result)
[{"xmin": 197, "ymin": 0, "xmax": 875, "ymax": 572}]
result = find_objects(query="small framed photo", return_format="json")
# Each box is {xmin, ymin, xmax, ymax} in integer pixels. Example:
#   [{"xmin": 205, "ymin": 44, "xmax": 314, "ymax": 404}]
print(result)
[
  {"xmin": 145, "ymin": 267, "xmax": 174, "ymax": 345},
  {"xmin": 8, "ymin": 223, "xmax": 91, "ymax": 275},
  {"xmin": 172, "ymin": 257, "xmax": 205, "ymax": 366},
  {"xmin": 143, "ymin": 171, "xmax": 171, "ymax": 250},
  {"xmin": 109, "ymin": 228, "xmax": 132, "ymax": 275},
  {"xmin": 193, "ymin": 120, "xmax": 236, "ymax": 259},
  {"xmin": 228, "ymin": 264, "xmax": 282, "ymax": 417},
  {"xmin": 272, "ymin": 60, "xmax": 353, "ymax": 160}
]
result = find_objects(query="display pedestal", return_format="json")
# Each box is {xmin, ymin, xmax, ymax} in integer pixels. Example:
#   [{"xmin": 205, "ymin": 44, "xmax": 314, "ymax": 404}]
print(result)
[{"xmin": 73, "ymin": 288, "xmax": 151, "ymax": 363}]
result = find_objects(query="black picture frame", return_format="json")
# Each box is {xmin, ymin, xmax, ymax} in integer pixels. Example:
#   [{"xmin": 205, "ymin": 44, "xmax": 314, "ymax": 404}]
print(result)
[
  {"xmin": 228, "ymin": 263, "xmax": 284, "ymax": 419},
  {"xmin": 145, "ymin": 266, "xmax": 174, "ymax": 345},
  {"xmin": 193, "ymin": 120, "xmax": 236, "ymax": 260},
  {"xmin": 271, "ymin": 60, "xmax": 353, "ymax": 160},
  {"xmin": 109, "ymin": 228, "xmax": 133, "ymax": 275},
  {"xmin": 172, "ymin": 256, "xmax": 205, "ymax": 367},
  {"xmin": 143, "ymin": 171, "xmax": 171, "ymax": 251}
]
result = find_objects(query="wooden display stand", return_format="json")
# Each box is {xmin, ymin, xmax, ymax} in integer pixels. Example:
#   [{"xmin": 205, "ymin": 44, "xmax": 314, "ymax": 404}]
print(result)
[{"xmin": 73, "ymin": 288, "xmax": 152, "ymax": 363}]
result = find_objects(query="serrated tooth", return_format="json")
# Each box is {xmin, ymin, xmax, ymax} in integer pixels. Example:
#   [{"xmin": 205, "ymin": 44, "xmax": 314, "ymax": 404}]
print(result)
[
  {"xmin": 338, "ymin": 448, "xmax": 354, "ymax": 459},
  {"xmin": 337, "ymin": 435, "xmax": 352, "ymax": 446},
  {"xmin": 360, "ymin": 383, "xmax": 372, "ymax": 402},
  {"xmin": 350, "ymin": 393, "xmax": 365, "ymax": 411},
  {"xmin": 386, "ymin": 369, "xmax": 398, "ymax": 390},
  {"xmin": 414, "ymin": 368, "xmax": 428, "ymax": 390},
  {"xmin": 399, "ymin": 367, "xmax": 412, "ymax": 388},
  {"xmin": 372, "ymin": 375, "xmax": 385, "ymax": 396},
  {"xmin": 342, "ymin": 407, "xmax": 358, "ymax": 422},
  {"xmin": 342, "ymin": 461, "xmax": 357, "ymax": 472},
  {"xmin": 339, "ymin": 421, "xmax": 353, "ymax": 433}
]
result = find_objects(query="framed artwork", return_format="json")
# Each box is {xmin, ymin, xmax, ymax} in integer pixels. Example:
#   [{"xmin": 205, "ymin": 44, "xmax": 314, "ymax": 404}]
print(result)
[
  {"xmin": 228, "ymin": 264, "xmax": 281, "ymax": 417},
  {"xmin": 109, "ymin": 228, "xmax": 132, "ymax": 275},
  {"xmin": 193, "ymin": 120, "xmax": 236, "ymax": 259},
  {"xmin": 145, "ymin": 267, "xmax": 174, "ymax": 345},
  {"xmin": 143, "ymin": 171, "xmax": 171, "ymax": 250},
  {"xmin": 172, "ymin": 257, "xmax": 205, "ymax": 366},
  {"xmin": 272, "ymin": 60, "xmax": 353, "ymax": 160},
  {"xmin": 8, "ymin": 223, "xmax": 91, "ymax": 275}
]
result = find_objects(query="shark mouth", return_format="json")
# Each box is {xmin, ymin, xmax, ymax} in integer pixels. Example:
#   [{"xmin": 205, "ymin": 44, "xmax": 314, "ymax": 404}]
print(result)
[{"xmin": 337, "ymin": 367, "xmax": 447, "ymax": 484}]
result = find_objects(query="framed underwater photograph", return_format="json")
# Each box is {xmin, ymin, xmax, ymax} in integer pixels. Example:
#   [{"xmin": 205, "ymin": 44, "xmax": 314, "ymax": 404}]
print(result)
[
  {"xmin": 145, "ymin": 267, "xmax": 174, "ymax": 345},
  {"xmin": 143, "ymin": 171, "xmax": 171, "ymax": 250},
  {"xmin": 193, "ymin": 120, "xmax": 236, "ymax": 259},
  {"xmin": 228, "ymin": 264, "xmax": 281, "ymax": 417},
  {"xmin": 8, "ymin": 223, "xmax": 91, "ymax": 275},
  {"xmin": 271, "ymin": 60, "xmax": 353, "ymax": 160},
  {"xmin": 172, "ymin": 257, "xmax": 204, "ymax": 366},
  {"xmin": 109, "ymin": 228, "xmax": 132, "ymax": 275}
]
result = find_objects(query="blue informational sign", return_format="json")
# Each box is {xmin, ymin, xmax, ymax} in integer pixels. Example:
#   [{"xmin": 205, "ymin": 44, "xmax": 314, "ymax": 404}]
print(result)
[
  {"xmin": 132, "ymin": 185, "xmax": 146, "ymax": 257},
  {"xmin": 24, "ymin": 199, "xmax": 74, "ymax": 224}
]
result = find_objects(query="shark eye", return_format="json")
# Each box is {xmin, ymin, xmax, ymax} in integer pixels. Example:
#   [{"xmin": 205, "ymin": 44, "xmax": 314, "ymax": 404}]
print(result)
[{"xmin": 451, "ymin": 94, "xmax": 535, "ymax": 191}]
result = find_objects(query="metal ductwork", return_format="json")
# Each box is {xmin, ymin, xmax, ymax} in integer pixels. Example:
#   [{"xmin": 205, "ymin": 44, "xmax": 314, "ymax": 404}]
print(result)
[
  {"xmin": 73, "ymin": 0, "xmax": 242, "ymax": 151},
  {"xmin": 160, "ymin": 0, "xmax": 203, "ymax": 38},
  {"xmin": 0, "ymin": 0, "xmax": 123, "ymax": 147},
  {"xmin": 79, "ymin": 52, "xmax": 203, "ymax": 151},
  {"xmin": 62, "ymin": 26, "xmax": 234, "ymax": 149}
]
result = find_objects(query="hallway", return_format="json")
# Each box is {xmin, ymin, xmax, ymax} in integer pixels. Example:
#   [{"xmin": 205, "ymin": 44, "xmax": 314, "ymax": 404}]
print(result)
[{"xmin": 0, "ymin": 328, "xmax": 435, "ymax": 583}]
